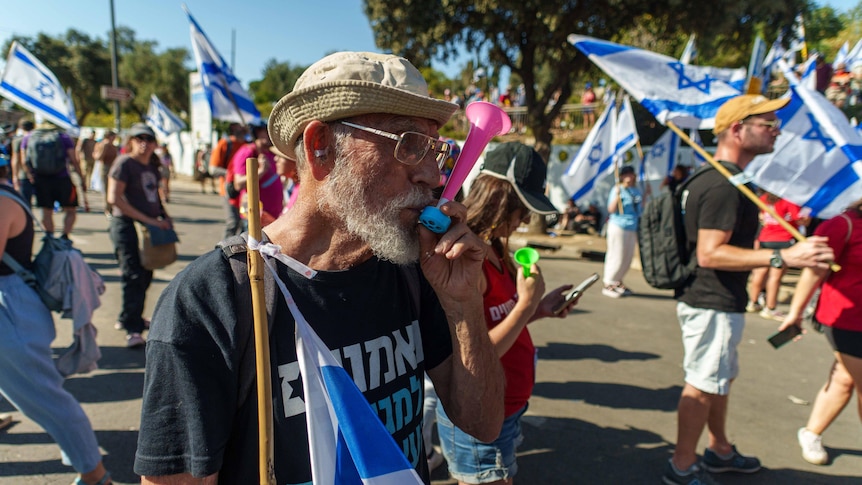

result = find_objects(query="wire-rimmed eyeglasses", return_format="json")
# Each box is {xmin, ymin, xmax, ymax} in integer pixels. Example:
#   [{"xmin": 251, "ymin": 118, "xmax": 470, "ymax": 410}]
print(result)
[
  {"xmin": 740, "ymin": 118, "xmax": 781, "ymax": 130},
  {"xmin": 339, "ymin": 121, "xmax": 451, "ymax": 169}
]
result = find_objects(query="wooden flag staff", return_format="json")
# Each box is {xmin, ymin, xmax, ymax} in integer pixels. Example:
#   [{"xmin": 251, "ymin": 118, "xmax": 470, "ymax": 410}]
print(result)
[
  {"xmin": 666, "ymin": 121, "xmax": 841, "ymax": 272},
  {"xmin": 245, "ymin": 157, "xmax": 277, "ymax": 484}
]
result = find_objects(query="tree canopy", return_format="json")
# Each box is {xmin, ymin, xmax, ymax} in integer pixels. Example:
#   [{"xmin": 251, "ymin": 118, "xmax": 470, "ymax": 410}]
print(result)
[{"xmin": 364, "ymin": 0, "xmax": 807, "ymax": 159}]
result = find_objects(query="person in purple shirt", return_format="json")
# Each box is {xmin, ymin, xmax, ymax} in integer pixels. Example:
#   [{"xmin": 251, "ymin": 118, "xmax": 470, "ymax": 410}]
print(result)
[
  {"xmin": 230, "ymin": 121, "xmax": 283, "ymax": 226},
  {"xmin": 20, "ymin": 121, "xmax": 86, "ymax": 239}
]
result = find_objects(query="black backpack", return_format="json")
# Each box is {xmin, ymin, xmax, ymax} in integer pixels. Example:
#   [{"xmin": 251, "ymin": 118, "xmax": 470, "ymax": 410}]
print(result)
[
  {"xmin": 27, "ymin": 129, "xmax": 68, "ymax": 175},
  {"xmin": 637, "ymin": 166, "xmax": 712, "ymax": 290}
]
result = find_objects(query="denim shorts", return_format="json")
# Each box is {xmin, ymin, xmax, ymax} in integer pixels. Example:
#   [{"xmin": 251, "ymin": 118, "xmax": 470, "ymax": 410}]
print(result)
[
  {"xmin": 436, "ymin": 402, "xmax": 527, "ymax": 483},
  {"xmin": 677, "ymin": 302, "xmax": 745, "ymax": 395}
]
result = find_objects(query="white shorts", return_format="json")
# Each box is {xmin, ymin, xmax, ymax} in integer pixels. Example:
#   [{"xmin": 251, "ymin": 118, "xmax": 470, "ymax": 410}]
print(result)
[{"xmin": 676, "ymin": 302, "xmax": 745, "ymax": 395}]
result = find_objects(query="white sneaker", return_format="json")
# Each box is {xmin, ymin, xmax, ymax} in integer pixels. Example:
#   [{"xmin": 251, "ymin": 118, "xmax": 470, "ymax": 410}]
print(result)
[
  {"xmin": 760, "ymin": 307, "xmax": 787, "ymax": 321},
  {"xmin": 798, "ymin": 427, "xmax": 828, "ymax": 465},
  {"xmin": 745, "ymin": 301, "xmax": 762, "ymax": 313},
  {"xmin": 602, "ymin": 285, "xmax": 622, "ymax": 298}
]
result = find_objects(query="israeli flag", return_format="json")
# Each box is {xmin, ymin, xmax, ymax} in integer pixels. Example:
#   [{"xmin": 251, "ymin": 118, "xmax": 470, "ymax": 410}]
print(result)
[
  {"xmin": 0, "ymin": 42, "xmax": 79, "ymax": 131},
  {"xmin": 798, "ymin": 54, "xmax": 817, "ymax": 91},
  {"xmin": 146, "ymin": 94, "xmax": 187, "ymax": 139},
  {"xmin": 746, "ymin": 60, "xmax": 862, "ymax": 219},
  {"xmin": 568, "ymin": 35, "xmax": 745, "ymax": 130},
  {"xmin": 183, "ymin": 5, "xmax": 261, "ymax": 124},
  {"xmin": 562, "ymin": 102, "xmax": 616, "ymax": 201},
  {"xmin": 847, "ymin": 39, "xmax": 862, "ymax": 70},
  {"xmin": 834, "ymin": 41, "xmax": 849, "ymax": 67},
  {"xmin": 680, "ymin": 34, "xmax": 697, "ymax": 65},
  {"xmin": 641, "ymin": 128, "xmax": 679, "ymax": 188},
  {"xmin": 745, "ymin": 36, "xmax": 767, "ymax": 94}
]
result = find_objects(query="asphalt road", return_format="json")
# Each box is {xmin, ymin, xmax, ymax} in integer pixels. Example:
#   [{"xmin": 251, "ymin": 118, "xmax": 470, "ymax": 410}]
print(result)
[{"xmin": 1, "ymin": 178, "xmax": 859, "ymax": 484}]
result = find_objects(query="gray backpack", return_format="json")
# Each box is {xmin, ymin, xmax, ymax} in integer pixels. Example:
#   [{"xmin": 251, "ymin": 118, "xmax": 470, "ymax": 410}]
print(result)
[{"xmin": 27, "ymin": 129, "xmax": 68, "ymax": 175}]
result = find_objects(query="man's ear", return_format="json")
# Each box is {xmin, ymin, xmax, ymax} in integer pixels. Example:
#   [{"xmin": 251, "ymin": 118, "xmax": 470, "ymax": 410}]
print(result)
[{"xmin": 302, "ymin": 121, "xmax": 334, "ymax": 180}]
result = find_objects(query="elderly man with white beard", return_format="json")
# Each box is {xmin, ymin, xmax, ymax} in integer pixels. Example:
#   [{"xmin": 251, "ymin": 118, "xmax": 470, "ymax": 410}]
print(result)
[{"xmin": 134, "ymin": 51, "xmax": 505, "ymax": 485}]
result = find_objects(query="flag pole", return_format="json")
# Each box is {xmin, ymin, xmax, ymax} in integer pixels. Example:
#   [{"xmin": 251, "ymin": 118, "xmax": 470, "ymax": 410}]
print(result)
[
  {"xmin": 666, "ymin": 121, "xmax": 841, "ymax": 272},
  {"xmin": 245, "ymin": 157, "xmax": 276, "ymax": 484}
]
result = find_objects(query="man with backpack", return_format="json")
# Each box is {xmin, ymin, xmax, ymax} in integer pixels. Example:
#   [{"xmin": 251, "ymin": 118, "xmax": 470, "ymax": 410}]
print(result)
[
  {"xmin": 20, "ymin": 120, "xmax": 83, "ymax": 240},
  {"xmin": 663, "ymin": 95, "xmax": 836, "ymax": 485}
]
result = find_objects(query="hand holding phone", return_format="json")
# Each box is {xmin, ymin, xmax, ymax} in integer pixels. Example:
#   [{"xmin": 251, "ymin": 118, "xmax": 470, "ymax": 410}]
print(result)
[
  {"xmin": 553, "ymin": 272, "xmax": 599, "ymax": 314},
  {"xmin": 768, "ymin": 325, "xmax": 802, "ymax": 349}
]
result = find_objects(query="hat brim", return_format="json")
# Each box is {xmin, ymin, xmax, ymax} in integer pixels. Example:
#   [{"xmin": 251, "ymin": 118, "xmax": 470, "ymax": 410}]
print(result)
[
  {"xmin": 480, "ymin": 170, "xmax": 559, "ymax": 215},
  {"xmin": 269, "ymin": 80, "xmax": 457, "ymax": 157},
  {"xmin": 747, "ymin": 97, "xmax": 790, "ymax": 117}
]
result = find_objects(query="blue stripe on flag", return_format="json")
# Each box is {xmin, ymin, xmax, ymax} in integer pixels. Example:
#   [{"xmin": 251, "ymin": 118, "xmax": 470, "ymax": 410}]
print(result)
[
  {"xmin": 0, "ymin": 81, "xmax": 73, "ymax": 125},
  {"xmin": 804, "ymin": 161, "xmax": 860, "ymax": 215},
  {"xmin": 572, "ymin": 154, "xmax": 614, "ymax": 200},
  {"xmin": 615, "ymin": 133, "xmax": 635, "ymax": 153},
  {"xmin": 321, "ymin": 365, "xmax": 414, "ymax": 479},
  {"xmin": 12, "ymin": 49, "xmax": 55, "ymax": 85},
  {"xmin": 573, "ymin": 40, "xmax": 632, "ymax": 57},
  {"xmin": 640, "ymin": 95, "xmax": 737, "ymax": 122}
]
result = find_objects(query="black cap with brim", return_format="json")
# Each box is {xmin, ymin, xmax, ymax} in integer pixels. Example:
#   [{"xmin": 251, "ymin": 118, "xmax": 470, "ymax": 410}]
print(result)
[{"xmin": 480, "ymin": 142, "xmax": 558, "ymax": 215}]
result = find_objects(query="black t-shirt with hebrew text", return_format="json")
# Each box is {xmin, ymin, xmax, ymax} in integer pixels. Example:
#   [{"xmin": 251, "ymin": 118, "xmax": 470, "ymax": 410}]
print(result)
[{"xmin": 134, "ymin": 249, "xmax": 453, "ymax": 484}]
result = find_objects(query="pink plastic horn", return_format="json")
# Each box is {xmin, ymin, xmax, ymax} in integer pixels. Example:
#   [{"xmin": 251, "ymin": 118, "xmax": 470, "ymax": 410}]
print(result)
[{"xmin": 420, "ymin": 101, "xmax": 512, "ymax": 233}]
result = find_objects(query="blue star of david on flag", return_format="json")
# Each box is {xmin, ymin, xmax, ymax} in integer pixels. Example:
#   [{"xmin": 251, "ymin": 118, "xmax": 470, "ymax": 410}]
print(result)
[
  {"xmin": 651, "ymin": 143, "xmax": 665, "ymax": 157},
  {"xmin": 588, "ymin": 143, "xmax": 604, "ymax": 165},
  {"xmin": 802, "ymin": 113, "xmax": 836, "ymax": 152},
  {"xmin": 668, "ymin": 62, "xmax": 712, "ymax": 94},
  {"xmin": 35, "ymin": 81, "xmax": 54, "ymax": 99}
]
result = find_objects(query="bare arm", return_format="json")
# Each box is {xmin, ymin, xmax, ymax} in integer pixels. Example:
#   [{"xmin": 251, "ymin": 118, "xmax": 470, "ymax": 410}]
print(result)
[
  {"xmin": 779, "ymin": 266, "xmax": 829, "ymax": 332},
  {"xmin": 696, "ymin": 229, "xmax": 834, "ymax": 272},
  {"xmin": 420, "ymin": 202, "xmax": 505, "ymax": 442},
  {"xmin": 141, "ymin": 473, "xmax": 218, "ymax": 485}
]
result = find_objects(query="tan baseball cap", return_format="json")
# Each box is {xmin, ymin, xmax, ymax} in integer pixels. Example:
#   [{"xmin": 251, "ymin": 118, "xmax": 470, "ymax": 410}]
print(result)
[{"xmin": 712, "ymin": 94, "xmax": 789, "ymax": 135}]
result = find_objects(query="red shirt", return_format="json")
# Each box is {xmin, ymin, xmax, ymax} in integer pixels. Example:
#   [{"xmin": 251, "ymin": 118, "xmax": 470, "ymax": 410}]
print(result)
[
  {"xmin": 482, "ymin": 255, "xmax": 535, "ymax": 417},
  {"xmin": 758, "ymin": 196, "xmax": 803, "ymax": 243},
  {"xmin": 814, "ymin": 211, "xmax": 862, "ymax": 331}
]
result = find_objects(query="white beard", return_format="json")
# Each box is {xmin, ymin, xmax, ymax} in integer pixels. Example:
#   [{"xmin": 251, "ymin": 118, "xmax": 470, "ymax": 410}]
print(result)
[{"xmin": 320, "ymin": 157, "xmax": 433, "ymax": 265}]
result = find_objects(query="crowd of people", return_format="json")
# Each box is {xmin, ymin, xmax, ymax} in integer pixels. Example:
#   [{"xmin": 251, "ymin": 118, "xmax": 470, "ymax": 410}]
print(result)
[{"xmin": 0, "ymin": 51, "xmax": 859, "ymax": 485}]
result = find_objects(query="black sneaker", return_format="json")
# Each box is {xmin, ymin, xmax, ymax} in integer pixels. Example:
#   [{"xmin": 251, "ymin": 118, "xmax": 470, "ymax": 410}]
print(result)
[
  {"xmin": 662, "ymin": 459, "xmax": 719, "ymax": 485},
  {"xmin": 702, "ymin": 445, "xmax": 761, "ymax": 474}
]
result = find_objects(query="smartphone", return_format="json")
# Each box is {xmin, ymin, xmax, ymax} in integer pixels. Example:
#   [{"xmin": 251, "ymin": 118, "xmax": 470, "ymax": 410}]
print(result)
[
  {"xmin": 768, "ymin": 325, "xmax": 802, "ymax": 349},
  {"xmin": 553, "ymin": 273, "xmax": 599, "ymax": 314}
]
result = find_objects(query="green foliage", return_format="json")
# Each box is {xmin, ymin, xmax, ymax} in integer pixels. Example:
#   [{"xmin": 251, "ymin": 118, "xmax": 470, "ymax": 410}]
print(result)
[
  {"xmin": 363, "ymin": 0, "xmax": 806, "ymax": 159},
  {"xmin": 249, "ymin": 59, "xmax": 306, "ymax": 106}
]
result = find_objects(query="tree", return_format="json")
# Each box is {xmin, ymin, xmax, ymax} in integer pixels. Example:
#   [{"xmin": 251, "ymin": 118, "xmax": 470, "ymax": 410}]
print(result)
[
  {"xmin": 364, "ymin": 0, "xmax": 806, "ymax": 161},
  {"xmin": 249, "ymin": 59, "xmax": 306, "ymax": 117}
]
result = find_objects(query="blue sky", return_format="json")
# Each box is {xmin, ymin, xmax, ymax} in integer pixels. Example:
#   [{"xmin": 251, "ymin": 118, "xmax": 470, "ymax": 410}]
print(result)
[
  {"xmin": 0, "ymin": 0, "xmax": 858, "ymax": 92},
  {"xmin": 0, "ymin": 0, "xmax": 468, "ymax": 88}
]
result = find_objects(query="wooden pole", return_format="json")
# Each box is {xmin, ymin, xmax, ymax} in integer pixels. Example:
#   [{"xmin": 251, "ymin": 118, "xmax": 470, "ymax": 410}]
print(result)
[
  {"xmin": 245, "ymin": 157, "xmax": 276, "ymax": 484},
  {"xmin": 666, "ymin": 121, "xmax": 841, "ymax": 272}
]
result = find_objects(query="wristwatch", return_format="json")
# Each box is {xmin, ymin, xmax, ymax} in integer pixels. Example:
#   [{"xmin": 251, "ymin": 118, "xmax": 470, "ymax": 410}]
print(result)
[{"xmin": 770, "ymin": 248, "xmax": 784, "ymax": 268}]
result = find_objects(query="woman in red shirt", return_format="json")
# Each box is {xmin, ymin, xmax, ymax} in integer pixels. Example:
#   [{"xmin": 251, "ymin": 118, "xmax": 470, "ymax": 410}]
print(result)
[
  {"xmin": 748, "ymin": 193, "xmax": 808, "ymax": 320},
  {"xmin": 434, "ymin": 142, "xmax": 577, "ymax": 484},
  {"xmin": 781, "ymin": 198, "xmax": 862, "ymax": 466}
]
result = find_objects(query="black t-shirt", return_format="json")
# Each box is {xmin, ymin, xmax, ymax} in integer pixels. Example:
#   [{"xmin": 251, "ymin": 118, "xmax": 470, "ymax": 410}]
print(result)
[
  {"xmin": 109, "ymin": 154, "xmax": 162, "ymax": 218},
  {"xmin": 134, "ymin": 249, "xmax": 453, "ymax": 484},
  {"xmin": 676, "ymin": 162, "xmax": 759, "ymax": 312}
]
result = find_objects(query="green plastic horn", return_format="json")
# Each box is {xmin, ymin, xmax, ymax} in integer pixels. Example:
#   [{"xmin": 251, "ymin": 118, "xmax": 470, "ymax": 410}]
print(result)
[{"xmin": 513, "ymin": 247, "xmax": 540, "ymax": 278}]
